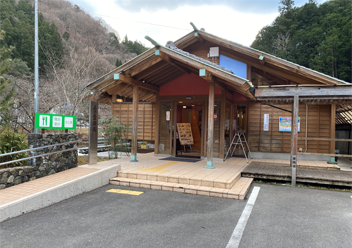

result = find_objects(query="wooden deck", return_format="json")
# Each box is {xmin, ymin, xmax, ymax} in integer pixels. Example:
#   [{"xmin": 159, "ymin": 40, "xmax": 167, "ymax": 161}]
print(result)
[{"xmin": 242, "ymin": 162, "xmax": 352, "ymax": 187}]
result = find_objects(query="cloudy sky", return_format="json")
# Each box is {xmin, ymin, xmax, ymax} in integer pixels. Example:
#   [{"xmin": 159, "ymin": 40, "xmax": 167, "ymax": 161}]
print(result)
[{"xmin": 68, "ymin": 0, "xmax": 327, "ymax": 47}]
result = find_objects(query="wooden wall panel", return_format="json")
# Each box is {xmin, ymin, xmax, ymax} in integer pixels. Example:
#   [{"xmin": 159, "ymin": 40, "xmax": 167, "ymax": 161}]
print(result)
[
  {"xmin": 248, "ymin": 102, "xmax": 332, "ymax": 154},
  {"xmin": 112, "ymin": 103, "xmax": 156, "ymax": 141}
]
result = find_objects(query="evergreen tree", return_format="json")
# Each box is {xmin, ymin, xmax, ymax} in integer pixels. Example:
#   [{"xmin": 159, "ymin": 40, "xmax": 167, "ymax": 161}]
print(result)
[
  {"xmin": 0, "ymin": 0, "xmax": 64, "ymax": 72},
  {"xmin": 122, "ymin": 35, "xmax": 149, "ymax": 55},
  {"xmin": 0, "ymin": 31, "xmax": 15, "ymax": 128},
  {"xmin": 251, "ymin": 0, "xmax": 351, "ymax": 82},
  {"xmin": 115, "ymin": 58, "xmax": 122, "ymax": 67}
]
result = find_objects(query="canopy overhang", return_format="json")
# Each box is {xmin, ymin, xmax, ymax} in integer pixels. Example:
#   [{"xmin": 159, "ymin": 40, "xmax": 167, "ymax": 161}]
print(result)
[
  {"xmin": 86, "ymin": 46, "xmax": 256, "ymax": 104},
  {"xmin": 255, "ymin": 85, "xmax": 352, "ymax": 105}
]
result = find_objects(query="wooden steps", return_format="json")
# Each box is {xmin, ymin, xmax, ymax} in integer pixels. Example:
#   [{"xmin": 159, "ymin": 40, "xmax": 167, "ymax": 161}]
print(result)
[{"xmin": 110, "ymin": 176, "xmax": 253, "ymax": 200}]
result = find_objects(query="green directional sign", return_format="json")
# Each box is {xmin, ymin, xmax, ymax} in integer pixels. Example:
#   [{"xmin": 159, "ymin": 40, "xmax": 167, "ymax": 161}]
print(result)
[{"xmin": 35, "ymin": 113, "xmax": 77, "ymax": 129}]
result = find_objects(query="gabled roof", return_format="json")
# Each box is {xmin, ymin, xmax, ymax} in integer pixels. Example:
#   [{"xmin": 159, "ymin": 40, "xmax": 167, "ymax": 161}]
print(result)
[
  {"xmin": 86, "ymin": 42, "xmax": 256, "ymax": 103},
  {"xmin": 174, "ymin": 30, "xmax": 349, "ymax": 86}
]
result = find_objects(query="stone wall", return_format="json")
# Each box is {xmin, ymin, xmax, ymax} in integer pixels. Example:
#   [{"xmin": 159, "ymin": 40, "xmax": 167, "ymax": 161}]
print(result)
[{"xmin": 0, "ymin": 133, "xmax": 78, "ymax": 189}]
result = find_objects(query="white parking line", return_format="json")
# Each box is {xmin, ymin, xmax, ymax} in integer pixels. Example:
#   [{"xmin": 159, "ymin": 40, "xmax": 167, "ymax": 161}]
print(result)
[{"xmin": 226, "ymin": 186, "xmax": 261, "ymax": 248}]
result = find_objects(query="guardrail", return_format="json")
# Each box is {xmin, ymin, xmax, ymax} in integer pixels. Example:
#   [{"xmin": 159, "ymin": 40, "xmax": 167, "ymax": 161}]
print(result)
[{"xmin": 0, "ymin": 140, "xmax": 81, "ymax": 167}]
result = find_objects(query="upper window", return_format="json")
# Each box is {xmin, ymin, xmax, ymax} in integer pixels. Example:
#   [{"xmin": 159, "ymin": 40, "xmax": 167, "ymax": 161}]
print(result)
[{"xmin": 219, "ymin": 54, "xmax": 247, "ymax": 79}]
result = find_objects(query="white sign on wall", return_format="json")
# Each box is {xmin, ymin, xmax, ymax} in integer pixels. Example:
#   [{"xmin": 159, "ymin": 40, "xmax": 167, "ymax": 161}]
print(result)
[{"xmin": 263, "ymin": 114, "xmax": 269, "ymax": 131}]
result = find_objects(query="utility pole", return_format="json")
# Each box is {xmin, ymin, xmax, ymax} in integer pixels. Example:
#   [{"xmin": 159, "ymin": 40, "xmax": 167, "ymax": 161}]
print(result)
[{"xmin": 34, "ymin": 0, "xmax": 39, "ymax": 133}]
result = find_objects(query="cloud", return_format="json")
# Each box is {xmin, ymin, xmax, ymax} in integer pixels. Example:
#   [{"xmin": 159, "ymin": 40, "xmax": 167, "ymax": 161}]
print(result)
[{"xmin": 114, "ymin": 0, "xmax": 325, "ymax": 14}]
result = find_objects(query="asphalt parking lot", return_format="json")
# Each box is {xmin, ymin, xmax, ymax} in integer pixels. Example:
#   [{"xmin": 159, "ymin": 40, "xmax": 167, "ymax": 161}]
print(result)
[{"xmin": 1, "ymin": 183, "xmax": 351, "ymax": 248}]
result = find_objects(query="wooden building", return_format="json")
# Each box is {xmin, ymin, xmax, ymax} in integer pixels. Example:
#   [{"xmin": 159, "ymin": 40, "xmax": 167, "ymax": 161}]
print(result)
[{"xmin": 86, "ymin": 25, "xmax": 352, "ymax": 167}]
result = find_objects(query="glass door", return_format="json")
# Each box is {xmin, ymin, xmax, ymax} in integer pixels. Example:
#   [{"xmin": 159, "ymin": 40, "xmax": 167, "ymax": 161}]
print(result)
[{"xmin": 158, "ymin": 101, "xmax": 171, "ymax": 155}]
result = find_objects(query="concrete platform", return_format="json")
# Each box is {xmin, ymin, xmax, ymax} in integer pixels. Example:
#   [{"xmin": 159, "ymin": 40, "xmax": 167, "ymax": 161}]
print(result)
[
  {"xmin": 109, "ymin": 153, "xmax": 253, "ymax": 200},
  {"xmin": 0, "ymin": 161, "xmax": 120, "ymax": 222}
]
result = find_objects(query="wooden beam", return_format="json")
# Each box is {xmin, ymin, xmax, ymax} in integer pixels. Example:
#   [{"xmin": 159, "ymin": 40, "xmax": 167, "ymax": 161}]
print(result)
[
  {"xmin": 154, "ymin": 71, "xmax": 184, "ymax": 87},
  {"xmin": 200, "ymin": 70, "xmax": 228, "ymax": 92},
  {"xmin": 160, "ymin": 52, "xmax": 192, "ymax": 74},
  {"xmin": 131, "ymin": 85, "xmax": 139, "ymax": 162},
  {"xmin": 259, "ymin": 55, "xmax": 265, "ymax": 65},
  {"xmin": 134, "ymin": 62, "xmax": 169, "ymax": 81},
  {"xmin": 114, "ymin": 73, "xmax": 159, "ymax": 92},
  {"xmin": 114, "ymin": 84, "xmax": 132, "ymax": 96},
  {"xmin": 256, "ymin": 85, "xmax": 352, "ymax": 98},
  {"xmin": 205, "ymin": 80, "xmax": 215, "ymax": 169},
  {"xmin": 194, "ymin": 32, "xmax": 204, "ymax": 43},
  {"xmin": 107, "ymin": 82, "xmax": 129, "ymax": 95},
  {"xmin": 128, "ymin": 57, "xmax": 163, "ymax": 77},
  {"xmin": 252, "ymin": 67, "xmax": 288, "ymax": 85},
  {"xmin": 147, "ymin": 66, "xmax": 176, "ymax": 83}
]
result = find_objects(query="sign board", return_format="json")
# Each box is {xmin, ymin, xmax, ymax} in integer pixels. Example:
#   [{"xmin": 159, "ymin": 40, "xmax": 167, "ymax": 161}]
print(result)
[
  {"xmin": 279, "ymin": 117, "xmax": 300, "ymax": 132},
  {"xmin": 263, "ymin": 114, "xmax": 269, "ymax": 131},
  {"xmin": 35, "ymin": 113, "xmax": 76, "ymax": 129},
  {"xmin": 166, "ymin": 111, "xmax": 170, "ymax": 121},
  {"xmin": 177, "ymin": 123, "xmax": 194, "ymax": 145}
]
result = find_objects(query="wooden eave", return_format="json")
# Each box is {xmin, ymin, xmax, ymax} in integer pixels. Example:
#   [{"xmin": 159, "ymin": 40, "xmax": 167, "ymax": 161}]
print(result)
[
  {"xmin": 174, "ymin": 30, "xmax": 349, "ymax": 86},
  {"xmin": 255, "ymin": 85, "xmax": 352, "ymax": 105},
  {"xmin": 86, "ymin": 45, "xmax": 256, "ymax": 103}
]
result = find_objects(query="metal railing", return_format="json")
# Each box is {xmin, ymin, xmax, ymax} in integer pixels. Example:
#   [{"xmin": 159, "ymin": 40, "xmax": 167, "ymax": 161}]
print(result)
[{"xmin": 0, "ymin": 140, "xmax": 81, "ymax": 167}]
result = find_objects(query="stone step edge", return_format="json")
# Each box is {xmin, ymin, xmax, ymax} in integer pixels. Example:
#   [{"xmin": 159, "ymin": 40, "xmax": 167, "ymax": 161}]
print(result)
[
  {"xmin": 117, "ymin": 171, "xmax": 242, "ymax": 189},
  {"xmin": 109, "ymin": 176, "xmax": 253, "ymax": 200}
]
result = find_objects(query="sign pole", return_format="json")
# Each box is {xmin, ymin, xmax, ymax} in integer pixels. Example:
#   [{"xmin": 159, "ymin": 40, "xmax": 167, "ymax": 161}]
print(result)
[
  {"xmin": 34, "ymin": 0, "xmax": 39, "ymax": 133},
  {"xmin": 88, "ymin": 101, "xmax": 98, "ymax": 165}
]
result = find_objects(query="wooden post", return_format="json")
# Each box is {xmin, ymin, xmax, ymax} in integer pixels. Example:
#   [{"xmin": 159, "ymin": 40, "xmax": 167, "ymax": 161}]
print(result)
[
  {"xmin": 154, "ymin": 92, "xmax": 160, "ymax": 154},
  {"xmin": 171, "ymin": 101, "xmax": 177, "ymax": 157},
  {"xmin": 111, "ymin": 94, "xmax": 117, "ymax": 103},
  {"xmin": 328, "ymin": 104, "xmax": 337, "ymax": 164},
  {"xmin": 202, "ymin": 100, "xmax": 208, "ymax": 158},
  {"xmin": 229, "ymin": 103, "xmax": 234, "ymax": 142},
  {"xmin": 131, "ymin": 85, "xmax": 139, "ymax": 162},
  {"xmin": 205, "ymin": 81, "xmax": 215, "ymax": 169},
  {"xmin": 290, "ymin": 95, "xmax": 299, "ymax": 186},
  {"xmin": 219, "ymin": 90, "xmax": 226, "ymax": 159}
]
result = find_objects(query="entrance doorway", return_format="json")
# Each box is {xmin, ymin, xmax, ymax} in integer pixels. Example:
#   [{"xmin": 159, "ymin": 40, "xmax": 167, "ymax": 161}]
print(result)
[{"xmin": 174, "ymin": 100, "xmax": 203, "ymax": 158}]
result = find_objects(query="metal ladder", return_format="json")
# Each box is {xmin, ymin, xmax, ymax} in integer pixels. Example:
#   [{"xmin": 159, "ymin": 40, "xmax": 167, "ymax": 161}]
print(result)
[{"xmin": 224, "ymin": 130, "xmax": 252, "ymax": 163}]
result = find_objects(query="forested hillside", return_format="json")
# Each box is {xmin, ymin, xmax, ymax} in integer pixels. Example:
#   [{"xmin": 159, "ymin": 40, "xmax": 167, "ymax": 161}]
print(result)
[
  {"xmin": 251, "ymin": 0, "xmax": 351, "ymax": 83},
  {"xmin": 0, "ymin": 0, "xmax": 148, "ymax": 132}
]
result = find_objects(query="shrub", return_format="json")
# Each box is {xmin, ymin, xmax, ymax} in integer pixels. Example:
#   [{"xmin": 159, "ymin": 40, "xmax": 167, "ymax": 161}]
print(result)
[
  {"xmin": 0, "ymin": 128, "xmax": 28, "ymax": 168},
  {"xmin": 99, "ymin": 116, "xmax": 130, "ymax": 159}
]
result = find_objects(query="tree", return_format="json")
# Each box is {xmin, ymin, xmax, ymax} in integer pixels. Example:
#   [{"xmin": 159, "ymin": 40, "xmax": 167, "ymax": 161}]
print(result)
[
  {"xmin": 278, "ymin": 0, "xmax": 295, "ymax": 14},
  {"xmin": 251, "ymin": 0, "xmax": 351, "ymax": 82},
  {"xmin": 122, "ymin": 35, "xmax": 149, "ymax": 55},
  {"xmin": 115, "ymin": 58, "xmax": 122, "ymax": 67},
  {"xmin": 0, "ymin": 31, "xmax": 15, "ymax": 129}
]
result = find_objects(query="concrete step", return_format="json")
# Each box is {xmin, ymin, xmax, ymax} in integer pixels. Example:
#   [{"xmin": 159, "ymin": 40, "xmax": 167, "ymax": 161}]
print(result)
[
  {"xmin": 109, "ymin": 176, "xmax": 253, "ymax": 200},
  {"xmin": 116, "ymin": 171, "xmax": 242, "ymax": 189}
]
